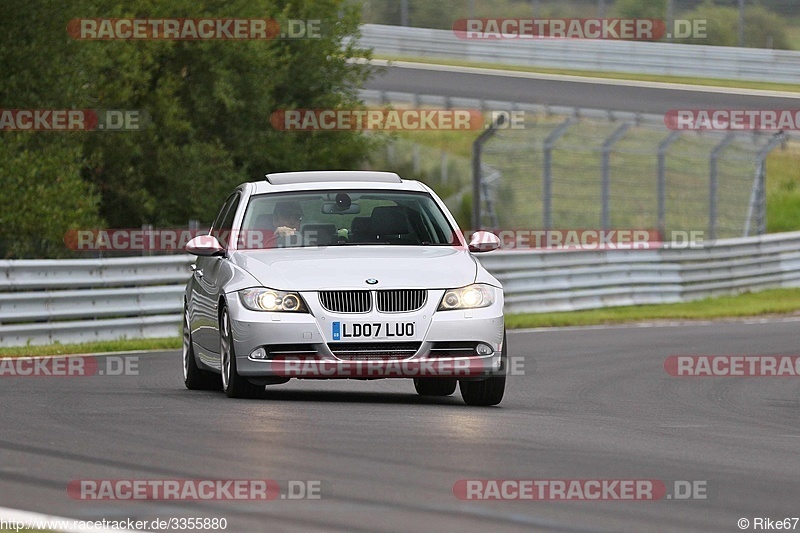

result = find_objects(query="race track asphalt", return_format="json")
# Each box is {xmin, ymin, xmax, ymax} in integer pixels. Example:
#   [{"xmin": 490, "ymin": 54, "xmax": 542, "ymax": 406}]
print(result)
[
  {"xmin": 2, "ymin": 319, "xmax": 800, "ymax": 532},
  {"xmin": 365, "ymin": 62, "xmax": 800, "ymax": 114}
]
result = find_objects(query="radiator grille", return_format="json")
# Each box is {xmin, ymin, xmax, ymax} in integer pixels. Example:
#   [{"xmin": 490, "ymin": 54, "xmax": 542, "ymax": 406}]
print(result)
[
  {"xmin": 329, "ymin": 342, "xmax": 421, "ymax": 360},
  {"xmin": 319, "ymin": 291, "xmax": 371, "ymax": 313},
  {"xmin": 376, "ymin": 289, "xmax": 427, "ymax": 313},
  {"xmin": 318, "ymin": 290, "xmax": 427, "ymax": 313}
]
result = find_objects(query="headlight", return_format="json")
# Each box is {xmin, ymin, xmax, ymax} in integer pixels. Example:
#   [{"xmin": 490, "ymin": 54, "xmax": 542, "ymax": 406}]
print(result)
[
  {"xmin": 239, "ymin": 288, "xmax": 307, "ymax": 312},
  {"xmin": 437, "ymin": 284, "xmax": 496, "ymax": 311}
]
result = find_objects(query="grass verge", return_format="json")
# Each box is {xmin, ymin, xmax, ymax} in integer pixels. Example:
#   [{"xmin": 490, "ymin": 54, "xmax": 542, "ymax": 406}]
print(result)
[
  {"xmin": 374, "ymin": 55, "xmax": 800, "ymax": 93},
  {"xmin": 0, "ymin": 337, "xmax": 181, "ymax": 358},
  {"xmin": 506, "ymin": 288, "xmax": 800, "ymax": 329},
  {"xmin": 767, "ymin": 142, "xmax": 800, "ymax": 233}
]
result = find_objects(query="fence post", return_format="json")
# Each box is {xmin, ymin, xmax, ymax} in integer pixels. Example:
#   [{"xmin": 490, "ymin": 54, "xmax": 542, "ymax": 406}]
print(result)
[
  {"xmin": 543, "ymin": 117, "xmax": 576, "ymax": 230},
  {"xmin": 472, "ymin": 115, "xmax": 506, "ymax": 230},
  {"xmin": 709, "ymin": 133, "xmax": 735, "ymax": 240},
  {"xmin": 142, "ymin": 224, "xmax": 153, "ymax": 256},
  {"xmin": 657, "ymin": 131, "xmax": 682, "ymax": 237},
  {"xmin": 666, "ymin": 0, "xmax": 674, "ymax": 43},
  {"xmin": 601, "ymin": 123, "xmax": 631, "ymax": 230}
]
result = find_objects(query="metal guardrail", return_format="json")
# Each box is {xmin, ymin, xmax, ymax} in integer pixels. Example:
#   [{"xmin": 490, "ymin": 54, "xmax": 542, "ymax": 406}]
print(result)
[
  {"xmin": 358, "ymin": 24, "xmax": 800, "ymax": 84},
  {"xmin": 3, "ymin": 232, "xmax": 800, "ymax": 346},
  {"xmin": 0, "ymin": 256, "xmax": 191, "ymax": 346},
  {"xmin": 479, "ymin": 231, "xmax": 800, "ymax": 313}
]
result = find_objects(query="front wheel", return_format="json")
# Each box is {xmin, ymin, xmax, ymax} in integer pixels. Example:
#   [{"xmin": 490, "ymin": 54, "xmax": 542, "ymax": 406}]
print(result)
[
  {"xmin": 459, "ymin": 375, "xmax": 506, "ymax": 406},
  {"xmin": 220, "ymin": 306, "xmax": 266, "ymax": 399},
  {"xmin": 183, "ymin": 305, "xmax": 221, "ymax": 391},
  {"xmin": 413, "ymin": 377, "xmax": 457, "ymax": 396},
  {"xmin": 459, "ymin": 331, "xmax": 507, "ymax": 406}
]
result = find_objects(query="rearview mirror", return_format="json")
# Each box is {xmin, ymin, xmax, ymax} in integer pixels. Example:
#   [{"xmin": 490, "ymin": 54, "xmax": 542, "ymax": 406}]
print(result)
[
  {"xmin": 322, "ymin": 202, "xmax": 360, "ymax": 215},
  {"xmin": 468, "ymin": 231, "xmax": 501, "ymax": 253},
  {"xmin": 186, "ymin": 235, "xmax": 225, "ymax": 256}
]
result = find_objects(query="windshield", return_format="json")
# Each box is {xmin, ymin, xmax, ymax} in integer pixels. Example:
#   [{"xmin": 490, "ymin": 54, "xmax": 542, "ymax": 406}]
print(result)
[{"xmin": 237, "ymin": 190, "xmax": 458, "ymax": 249}]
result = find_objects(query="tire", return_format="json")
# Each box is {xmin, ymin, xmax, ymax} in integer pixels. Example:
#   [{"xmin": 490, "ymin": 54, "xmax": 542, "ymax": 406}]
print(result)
[
  {"xmin": 459, "ymin": 375, "xmax": 505, "ymax": 406},
  {"xmin": 459, "ymin": 331, "xmax": 507, "ymax": 406},
  {"xmin": 183, "ymin": 305, "xmax": 222, "ymax": 391},
  {"xmin": 220, "ymin": 306, "xmax": 266, "ymax": 399},
  {"xmin": 413, "ymin": 377, "xmax": 457, "ymax": 396}
]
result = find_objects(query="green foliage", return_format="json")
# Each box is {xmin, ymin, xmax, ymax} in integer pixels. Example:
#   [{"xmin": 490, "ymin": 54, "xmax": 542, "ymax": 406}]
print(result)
[
  {"xmin": 613, "ymin": 0, "xmax": 666, "ymax": 19},
  {"xmin": 0, "ymin": 135, "xmax": 102, "ymax": 258},
  {"xmin": 766, "ymin": 142, "xmax": 800, "ymax": 233},
  {"xmin": 677, "ymin": 1, "xmax": 792, "ymax": 49},
  {"xmin": 0, "ymin": 0, "xmax": 102, "ymax": 257},
  {"xmin": 0, "ymin": 0, "xmax": 377, "ymax": 257}
]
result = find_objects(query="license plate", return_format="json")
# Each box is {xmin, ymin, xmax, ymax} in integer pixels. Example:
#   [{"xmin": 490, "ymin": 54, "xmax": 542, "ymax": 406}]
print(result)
[{"xmin": 331, "ymin": 322, "xmax": 415, "ymax": 341}]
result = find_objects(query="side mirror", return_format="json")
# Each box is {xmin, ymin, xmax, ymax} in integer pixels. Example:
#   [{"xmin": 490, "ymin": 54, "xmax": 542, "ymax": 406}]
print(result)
[
  {"xmin": 468, "ymin": 231, "xmax": 501, "ymax": 253},
  {"xmin": 186, "ymin": 235, "xmax": 225, "ymax": 256}
]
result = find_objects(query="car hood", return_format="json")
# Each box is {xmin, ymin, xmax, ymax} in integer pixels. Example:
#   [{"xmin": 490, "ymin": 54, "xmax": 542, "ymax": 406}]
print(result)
[{"xmin": 231, "ymin": 246, "xmax": 477, "ymax": 290}]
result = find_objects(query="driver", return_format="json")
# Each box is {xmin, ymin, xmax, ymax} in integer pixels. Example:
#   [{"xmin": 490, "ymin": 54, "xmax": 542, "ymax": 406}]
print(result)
[{"xmin": 273, "ymin": 201, "xmax": 303, "ymax": 237}]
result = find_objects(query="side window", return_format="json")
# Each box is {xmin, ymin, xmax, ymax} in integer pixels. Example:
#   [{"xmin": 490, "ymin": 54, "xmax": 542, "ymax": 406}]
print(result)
[
  {"xmin": 211, "ymin": 195, "xmax": 234, "ymax": 235},
  {"xmin": 212, "ymin": 193, "xmax": 240, "ymax": 248}
]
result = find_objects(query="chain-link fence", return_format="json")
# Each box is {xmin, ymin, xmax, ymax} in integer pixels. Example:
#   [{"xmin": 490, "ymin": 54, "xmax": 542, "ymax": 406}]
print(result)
[
  {"xmin": 358, "ymin": 89, "xmax": 796, "ymax": 239},
  {"xmin": 369, "ymin": 136, "xmax": 473, "ymax": 226},
  {"xmin": 476, "ymin": 109, "xmax": 788, "ymax": 238}
]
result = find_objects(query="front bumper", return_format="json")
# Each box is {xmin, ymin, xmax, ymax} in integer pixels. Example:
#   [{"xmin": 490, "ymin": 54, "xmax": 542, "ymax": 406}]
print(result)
[{"xmin": 227, "ymin": 288, "xmax": 505, "ymax": 379}]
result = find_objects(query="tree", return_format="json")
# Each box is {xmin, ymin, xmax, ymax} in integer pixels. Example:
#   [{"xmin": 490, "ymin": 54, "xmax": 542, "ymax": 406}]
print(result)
[
  {"xmin": 0, "ymin": 0, "xmax": 103, "ymax": 258},
  {"xmin": 676, "ymin": 1, "xmax": 791, "ymax": 49},
  {"xmin": 613, "ymin": 0, "xmax": 667, "ymax": 19},
  {"xmin": 0, "ymin": 0, "xmax": 379, "ymax": 256},
  {"xmin": 0, "ymin": 135, "xmax": 102, "ymax": 258},
  {"xmin": 78, "ymin": 0, "xmax": 379, "ymax": 227}
]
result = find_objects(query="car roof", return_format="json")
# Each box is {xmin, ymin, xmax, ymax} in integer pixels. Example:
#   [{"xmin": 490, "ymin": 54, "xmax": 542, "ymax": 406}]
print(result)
[
  {"xmin": 250, "ymin": 171, "xmax": 427, "ymax": 194},
  {"xmin": 266, "ymin": 171, "xmax": 401, "ymax": 185}
]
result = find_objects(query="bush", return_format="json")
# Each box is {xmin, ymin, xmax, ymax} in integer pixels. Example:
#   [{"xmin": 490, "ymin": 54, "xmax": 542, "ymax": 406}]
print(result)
[
  {"xmin": 677, "ymin": 1, "xmax": 792, "ymax": 49},
  {"xmin": 0, "ymin": 0, "xmax": 380, "ymax": 258}
]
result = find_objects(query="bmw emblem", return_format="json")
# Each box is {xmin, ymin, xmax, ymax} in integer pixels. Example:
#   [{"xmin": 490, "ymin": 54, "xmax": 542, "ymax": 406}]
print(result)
[{"xmin": 366, "ymin": 278, "xmax": 378, "ymax": 285}]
